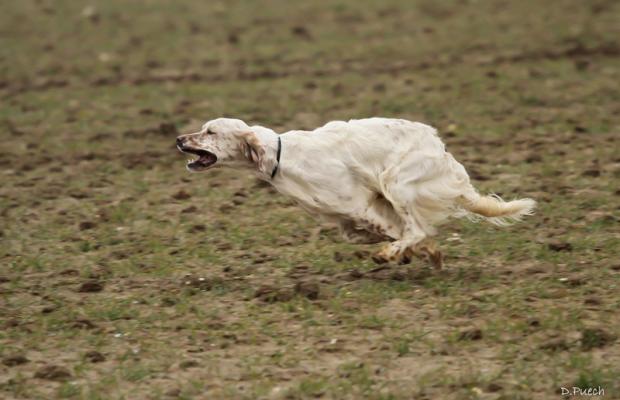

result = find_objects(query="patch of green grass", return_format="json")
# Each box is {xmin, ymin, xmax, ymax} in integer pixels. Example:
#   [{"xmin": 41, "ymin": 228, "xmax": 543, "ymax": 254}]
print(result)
[
  {"xmin": 394, "ymin": 339, "xmax": 411, "ymax": 356},
  {"xmin": 121, "ymin": 363, "xmax": 152, "ymax": 382},
  {"xmin": 57, "ymin": 383, "xmax": 82, "ymax": 398},
  {"xmin": 358, "ymin": 314, "xmax": 386, "ymax": 330},
  {"xmin": 573, "ymin": 370, "xmax": 605, "ymax": 391},
  {"xmin": 295, "ymin": 377, "xmax": 329, "ymax": 398}
]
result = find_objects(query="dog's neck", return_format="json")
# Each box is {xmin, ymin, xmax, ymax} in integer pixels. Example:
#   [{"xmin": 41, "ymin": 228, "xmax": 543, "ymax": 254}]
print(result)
[
  {"xmin": 260, "ymin": 131, "xmax": 328, "ymax": 213},
  {"xmin": 249, "ymin": 127, "xmax": 281, "ymax": 180},
  {"xmin": 271, "ymin": 135, "xmax": 282, "ymax": 179}
]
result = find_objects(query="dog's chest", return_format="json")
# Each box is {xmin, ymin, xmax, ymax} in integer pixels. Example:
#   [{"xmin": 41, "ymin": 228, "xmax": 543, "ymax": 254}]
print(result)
[{"xmin": 274, "ymin": 175, "xmax": 360, "ymax": 217}]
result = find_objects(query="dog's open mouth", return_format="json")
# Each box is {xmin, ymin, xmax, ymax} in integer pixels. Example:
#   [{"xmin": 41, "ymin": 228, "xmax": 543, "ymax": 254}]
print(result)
[{"xmin": 181, "ymin": 148, "xmax": 217, "ymax": 171}]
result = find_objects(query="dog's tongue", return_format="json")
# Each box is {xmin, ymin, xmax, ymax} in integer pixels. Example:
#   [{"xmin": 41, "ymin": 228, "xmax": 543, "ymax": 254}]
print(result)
[
  {"xmin": 188, "ymin": 152, "xmax": 217, "ymax": 169},
  {"xmin": 191, "ymin": 155, "xmax": 210, "ymax": 167}
]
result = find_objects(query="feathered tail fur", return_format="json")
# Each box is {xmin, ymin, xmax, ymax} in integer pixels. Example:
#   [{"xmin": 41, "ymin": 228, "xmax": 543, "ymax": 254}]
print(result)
[{"xmin": 459, "ymin": 194, "xmax": 536, "ymax": 226}]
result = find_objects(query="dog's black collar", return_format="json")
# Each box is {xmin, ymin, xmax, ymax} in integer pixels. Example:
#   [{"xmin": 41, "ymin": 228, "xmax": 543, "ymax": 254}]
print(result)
[{"xmin": 270, "ymin": 136, "xmax": 281, "ymax": 179}]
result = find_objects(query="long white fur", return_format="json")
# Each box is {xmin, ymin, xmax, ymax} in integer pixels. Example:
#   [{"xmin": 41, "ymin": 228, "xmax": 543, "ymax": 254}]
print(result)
[{"xmin": 177, "ymin": 117, "xmax": 536, "ymax": 259}]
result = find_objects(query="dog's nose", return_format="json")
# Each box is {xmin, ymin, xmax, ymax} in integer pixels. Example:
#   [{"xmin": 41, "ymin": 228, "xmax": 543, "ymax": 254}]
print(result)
[{"xmin": 176, "ymin": 137, "xmax": 185, "ymax": 148}]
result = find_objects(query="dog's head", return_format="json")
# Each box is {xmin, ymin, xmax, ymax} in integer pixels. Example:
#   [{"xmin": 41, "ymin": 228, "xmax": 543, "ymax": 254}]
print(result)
[{"xmin": 176, "ymin": 118, "xmax": 274, "ymax": 173}]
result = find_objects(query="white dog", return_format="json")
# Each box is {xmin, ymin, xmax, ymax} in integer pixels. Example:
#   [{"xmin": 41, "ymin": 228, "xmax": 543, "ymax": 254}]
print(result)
[{"xmin": 176, "ymin": 117, "xmax": 535, "ymax": 267}]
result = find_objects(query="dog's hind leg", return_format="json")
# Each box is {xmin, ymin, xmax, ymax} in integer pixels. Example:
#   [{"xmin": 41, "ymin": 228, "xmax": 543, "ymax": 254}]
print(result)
[
  {"xmin": 372, "ymin": 153, "xmax": 460, "ymax": 265},
  {"xmin": 372, "ymin": 215, "xmax": 426, "ymax": 264},
  {"xmin": 412, "ymin": 238, "xmax": 443, "ymax": 269}
]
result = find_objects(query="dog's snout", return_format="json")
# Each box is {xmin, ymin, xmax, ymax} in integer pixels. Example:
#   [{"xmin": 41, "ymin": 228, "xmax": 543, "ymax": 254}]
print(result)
[{"xmin": 176, "ymin": 137, "xmax": 185, "ymax": 149}]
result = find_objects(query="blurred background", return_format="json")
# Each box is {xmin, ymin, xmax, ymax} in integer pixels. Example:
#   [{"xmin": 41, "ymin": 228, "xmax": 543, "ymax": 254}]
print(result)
[{"xmin": 1, "ymin": 1, "xmax": 619, "ymax": 399}]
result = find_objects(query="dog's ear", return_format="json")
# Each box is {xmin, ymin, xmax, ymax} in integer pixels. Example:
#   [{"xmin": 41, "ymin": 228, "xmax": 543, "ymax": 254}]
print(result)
[{"xmin": 240, "ymin": 131, "xmax": 267, "ymax": 173}]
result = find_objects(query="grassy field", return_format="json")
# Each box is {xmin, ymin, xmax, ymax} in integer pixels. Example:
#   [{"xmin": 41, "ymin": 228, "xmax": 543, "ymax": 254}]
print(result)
[{"xmin": 1, "ymin": 0, "xmax": 620, "ymax": 399}]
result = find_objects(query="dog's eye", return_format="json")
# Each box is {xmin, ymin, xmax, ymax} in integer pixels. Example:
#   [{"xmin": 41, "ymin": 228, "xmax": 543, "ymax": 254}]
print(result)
[{"xmin": 206, "ymin": 128, "xmax": 216, "ymax": 135}]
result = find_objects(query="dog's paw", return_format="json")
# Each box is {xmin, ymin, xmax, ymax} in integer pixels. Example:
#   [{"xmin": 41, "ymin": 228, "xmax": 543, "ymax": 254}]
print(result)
[
  {"xmin": 371, "ymin": 252, "xmax": 389, "ymax": 264},
  {"xmin": 372, "ymin": 246, "xmax": 413, "ymax": 265},
  {"xmin": 398, "ymin": 248, "xmax": 414, "ymax": 265},
  {"xmin": 428, "ymin": 250, "xmax": 443, "ymax": 269}
]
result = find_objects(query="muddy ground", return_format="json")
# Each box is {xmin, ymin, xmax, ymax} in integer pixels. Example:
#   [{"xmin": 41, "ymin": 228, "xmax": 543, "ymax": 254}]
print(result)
[{"xmin": 1, "ymin": 1, "xmax": 619, "ymax": 399}]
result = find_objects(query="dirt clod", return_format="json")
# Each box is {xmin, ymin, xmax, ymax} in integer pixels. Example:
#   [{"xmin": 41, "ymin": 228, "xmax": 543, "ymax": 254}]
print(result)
[
  {"xmin": 458, "ymin": 328, "xmax": 483, "ymax": 341},
  {"xmin": 254, "ymin": 285, "xmax": 294, "ymax": 303},
  {"xmin": 353, "ymin": 250, "xmax": 370, "ymax": 259},
  {"xmin": 389, "ymin": 271, "xmax": 407, "ymax": 281},
  {"xmin": 165, "ymin": 388, "xmax": 182, "ymax": 398},
  {"xmin": 84, "ymin": 350, "xmax": 106, "ymax": 363},
  {"xmin": 34, "ymin": 365, "xmax": 72, "ymax": 381},
  {"xmin": 486, "ymin": 382, "xmax": 503, "ymax": 392},
  {"xmin": 295, "ymin": 280, "xmax": 320, "ymax": 300},
  {"xmin": 79, "ymin": 221, "xmax": 97, "ymax": 230},
  {"xmin": 4, "ymin": 319, "xmax": 20, "ymax": 328},
  {"xmin": 161, "ymin": 297, "xmax": 178, "ymax": 307},
  {"xmin": 539, "ymin": 338, "xmax": 570, "ymax": 352},
  {"xmin": 78, "ymin": 280, "xmax": 104, "ymax": 293},
  {"xmin": 172, "ymin": 190, "xmax": 191, "ymax": 200},
  {"xmin": 580, "ymin": 328, "xmax": 616, "ymax": 350},
  {"xmin": 181, "ymin": 206, "xmax": 197, "ymax": 213},
  {"xmin": 582, "ymin": 169, "xmax": 600, "ymax": 177},
  {"xmin": 188, "ymin": 224, "xmax": 206, "ymax": 232},
  {"xmin": 158, "ymin": 122, "xmax": 178, "ymax": 136},
  {"xmin": 349, "ymin": 269, "xmax": 364, "ymax": 279},
  {"xmin": 179, "ymin": 360, "xmax": 200, "ymax": 369},
  {"xmin": 584, "ymin": 296, "xmax": 602, "ymax": 306},
  {"xmin": 58, "ymin": 269, "xmax": 79, "ymax": 276},
  {"xmin": 72, "ymin": 318, "xmax": 97, "ymax": 329},
  {"xmin": 527, "ymin": 318, "xmax": 540, "ymax": 327},
  {"xmin": 219, "ymin": 203, "xmax": 234, "ymax": 212},
  {"xmin": 547, "ymin": 241, "xmax": 572, "ymax": 252},
  {"xmin": 3, "ymin": 354, "xmax": 29, "ymax": 366},
  {"xmin": 291, "ymin": 26, "xmax": 312, "ymax": 39}
]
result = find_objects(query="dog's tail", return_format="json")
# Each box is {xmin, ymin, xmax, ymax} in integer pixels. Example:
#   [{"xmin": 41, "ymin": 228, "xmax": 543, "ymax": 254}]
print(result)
[{"xmin": 458, "ymin": 193, "xmax": 536, "ymax": 226}]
